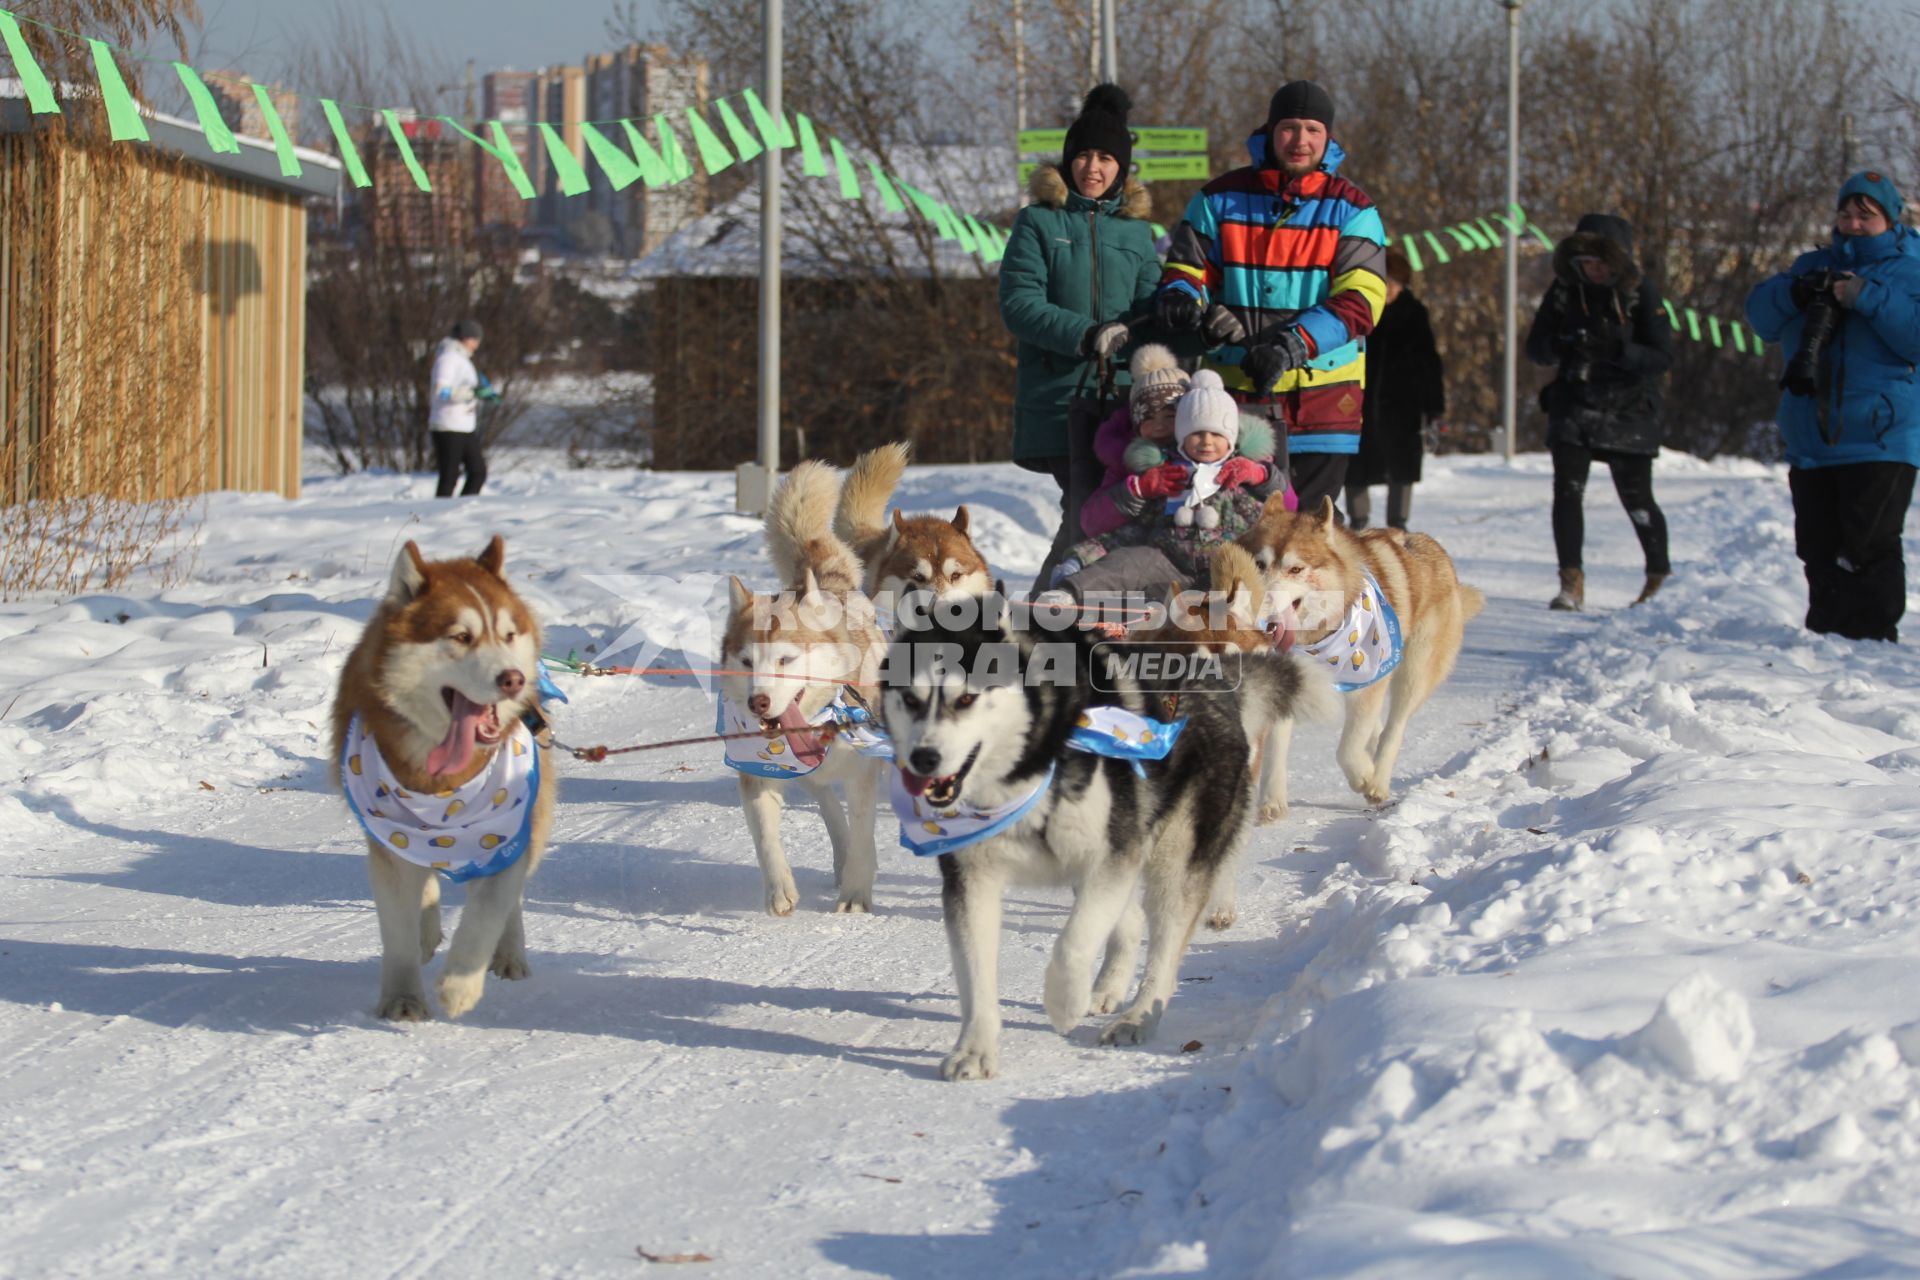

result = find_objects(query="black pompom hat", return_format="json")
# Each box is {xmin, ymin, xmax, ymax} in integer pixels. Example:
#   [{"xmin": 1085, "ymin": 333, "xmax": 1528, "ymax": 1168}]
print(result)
[{"xmin": 1061, "ymin": 83, "xmax": 1133, "ymax": 198}]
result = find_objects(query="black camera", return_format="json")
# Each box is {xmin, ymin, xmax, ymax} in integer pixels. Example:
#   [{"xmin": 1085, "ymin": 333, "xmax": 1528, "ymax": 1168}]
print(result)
[
  {"xmin": 1782, "ymin": 270, "xmax": 1842, "ymax": 398},
  {"xmin": 1557, "ymin": 329, "xmax": 1594, "ymax": 384}
]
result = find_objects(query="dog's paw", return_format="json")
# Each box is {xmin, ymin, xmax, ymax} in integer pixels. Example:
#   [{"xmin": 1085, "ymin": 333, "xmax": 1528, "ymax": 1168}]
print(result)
[
  {"xmin": 765, "ymin": 879, "xmax": 800, "ymax": 917},
  {"xmin": 1043, "ymin": 962, "xmax": 1091, "ymax": 1035},
  {"xmin": 1205, "ymin": 905, "xmax": 1238, "ymax": 931},
  {"xmin": 377, "ymin": 991, "xmax": 431, "ymax": 1022},
  {"xmin": 1363, "ymin": 776, "xmax": 1393, "ymax": 807},
  {"xmin": 436, "ymin": 970, "xmax": 485, "ymax": 1019},
  {"xmin": 940, "ymin": 1038, "xmax": 999, "ymax": 1081},
  {"xmin": 1099, "ymin": 1012, "xmax": 1158, "ymax": 1046},
  {"xmin": 832, "ymin": 893, "xmax": 872, "ymax": 914},
  {"xmin": 489, "ymin": 953, "xmax": 530, "ymax": 981},
  {"xmin": 1089, "ymin": 980, "xmax": 1129, "ymax": 1015},
  {"xmin": 1256, "ymin": 800, "xmax": 1288, "ymax": 825}
]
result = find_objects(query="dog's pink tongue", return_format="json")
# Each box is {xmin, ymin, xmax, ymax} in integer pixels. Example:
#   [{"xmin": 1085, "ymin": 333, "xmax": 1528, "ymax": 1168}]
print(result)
[
  {"xmin": 900, "ymin": 769, "xmax": 933, "ymax": 797},
  {"xmin": 427, "ymin": 691, "xmax": 488, "ymax": 777},
  {"xmin": 776, "ymin": 700, "xmax": 828, "ymax": 769},
  {"xmin": 1266, "ymin": 603, "xmax": 1300, "ymax": 654}
]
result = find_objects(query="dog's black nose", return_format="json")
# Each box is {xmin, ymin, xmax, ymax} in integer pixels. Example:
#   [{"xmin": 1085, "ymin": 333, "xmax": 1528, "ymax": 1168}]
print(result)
[
  {"xmin": 748, "ymin": 692, "xmax": 772, "ymax": 717},
  {"xmin": 908, "ymin": 747, "xmax": 941, "ymax": 775},
  {"xmin": 496, "ymin": 669, "xmax": 525, "ymax": 697}
]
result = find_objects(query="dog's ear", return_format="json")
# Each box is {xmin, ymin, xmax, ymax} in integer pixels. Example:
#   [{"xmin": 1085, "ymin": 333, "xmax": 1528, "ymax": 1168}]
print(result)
[
  {"xmin": 387, "ymin": 541, "xmax": 429, "ymax": 605},
  {"xmin": 951, "ymin": 505, "xmax": 970, "ymax": 535},
  {"xmin": 1316, "ymin": 495, "xmax": 1337, "ymax": 531},
  {"xmin": 989, "ymin": 578, "xmax": 1012, "ymax": 634},
  {"xmin": 1256, "ymin": 492, "xmax": 1288, "ymax": 520},
  {"xmin": 728, "ymin": 574, "xmax": 754, "ymax": 614},
  {"xmin": 1225, "ymin": 581, "xmax": 1257, "ymax": 630},
  {"xmin": 892, "ymin": 508, "xmax": 908, "ymax": 533},
  {"xmin": 800, "ymin": 566, "xmax": 823, "ymax": 606},
  {"xmin": 475, "ymin": 534, "xmax": 506, "ymax": 579}
]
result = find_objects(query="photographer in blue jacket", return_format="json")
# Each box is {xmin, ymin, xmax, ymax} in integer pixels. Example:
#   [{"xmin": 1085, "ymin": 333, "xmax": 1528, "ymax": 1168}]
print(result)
[{"xmin": 1747, "ymin": 171, "xmax": 1920, "ymax": 643}]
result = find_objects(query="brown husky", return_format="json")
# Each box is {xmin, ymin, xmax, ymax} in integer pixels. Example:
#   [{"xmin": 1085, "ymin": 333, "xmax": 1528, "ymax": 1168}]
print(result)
[
  {"xmin": 1148, "ymin": 543, "xmax": 1338, "ymax": 926},
  {"xmin": 835, "ymin": 442, "xmax": 992, "ymax": 608},
  {"xmin": 330, "ymin": 536, "xmax": 557, "ymax": 1021},
  {"xmin": 1239, "ymin": 497, "xmax": 1483, "ymax": 806},
  {"xmin": 721, "ymin": 461, "xmax": 889, "ymax": 914}
]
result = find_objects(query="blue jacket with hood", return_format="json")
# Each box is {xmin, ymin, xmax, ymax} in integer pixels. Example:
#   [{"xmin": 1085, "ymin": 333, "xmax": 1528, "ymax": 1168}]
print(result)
[{"xmin": 1746, "ymin": 224, "xmax": 1920, "ymax": 470}]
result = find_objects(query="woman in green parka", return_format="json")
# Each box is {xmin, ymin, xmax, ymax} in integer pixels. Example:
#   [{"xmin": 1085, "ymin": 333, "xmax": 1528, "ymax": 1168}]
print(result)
[{"xmin": 999, "ymin": 83, "xmax": 1162, "ymax": 588}]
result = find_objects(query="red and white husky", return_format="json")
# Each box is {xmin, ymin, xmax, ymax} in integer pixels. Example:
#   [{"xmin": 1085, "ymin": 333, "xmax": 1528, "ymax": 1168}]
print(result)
[{"xmin": 330, "ymin": 536, "xmax": 556, "ymax": 1021}]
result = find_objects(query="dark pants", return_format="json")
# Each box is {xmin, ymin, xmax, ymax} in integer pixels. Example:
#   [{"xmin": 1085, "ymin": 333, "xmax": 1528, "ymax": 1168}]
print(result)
[
  {"xmin": 1551, "ymin": 441, "xmax": 1669, "ymax": 575},
  {"xmin": 1290, "ymin": 453, "xmax": 1350, "ymax": 517},
  {"xmin": 1789, "ymin": 461, "xmax": 1915, "ymax": 642},
  {"xmin": 433, "ymin": 430, "xmax": 487, "ymax": 498},
  {"xmin": 1029, "ymin": 455, "xmax": 1076, "ymax": 592},
  {"xmin": 1346, "ymin": 483, "xmax": 1413, "ymax": 531}
]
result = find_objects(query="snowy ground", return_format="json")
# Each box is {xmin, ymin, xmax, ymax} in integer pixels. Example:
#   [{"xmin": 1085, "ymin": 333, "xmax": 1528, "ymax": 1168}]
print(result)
[{"xmin": 3, "ymin": 450, "xmax": 1919, "ymax": 1278}]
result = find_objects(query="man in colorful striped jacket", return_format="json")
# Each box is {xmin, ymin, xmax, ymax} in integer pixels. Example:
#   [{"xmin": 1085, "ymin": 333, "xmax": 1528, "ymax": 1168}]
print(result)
[{"xmin": 1152, "ymin": 80, "xmax": 1389, "ymax": 512}]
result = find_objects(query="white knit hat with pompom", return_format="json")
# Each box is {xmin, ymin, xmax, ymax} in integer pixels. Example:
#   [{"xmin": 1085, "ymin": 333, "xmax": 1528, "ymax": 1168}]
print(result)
[
  {"xmin": 1175, "ymin": 368, "xmax": 1241, "ymax": 449},
  {"xmin": 1128, "ymin": 344, "xmax": 1190, "ymax": 420}
]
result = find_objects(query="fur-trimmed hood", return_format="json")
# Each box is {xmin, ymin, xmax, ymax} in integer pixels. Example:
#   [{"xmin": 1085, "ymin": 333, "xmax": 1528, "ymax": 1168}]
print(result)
[
  {"xmin": 1028, "ymin": 163, "xmax": 1153, "ymax": 219},
  {"xmin": 1552, "ymin": 212, "xmax": 1642, "ymax": 303}
]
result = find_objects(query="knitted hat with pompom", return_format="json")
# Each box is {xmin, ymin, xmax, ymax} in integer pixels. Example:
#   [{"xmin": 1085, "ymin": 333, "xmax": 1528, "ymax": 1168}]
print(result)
[
  {"xmin": 1176, "ymin": 369, "xmax": 1241, "ymax": 449},
  {"xmin": 1061, "ymin": 84, "xmax": 1134, "ymax": 197},
  {"xmin": 1128, "ymin": 344, "xmax": 1190, "ymax": 421}
]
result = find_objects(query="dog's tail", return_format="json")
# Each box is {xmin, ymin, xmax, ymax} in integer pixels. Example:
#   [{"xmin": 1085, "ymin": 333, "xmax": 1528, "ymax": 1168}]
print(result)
[
  {"xmin": 1287, "ymin": 651, "xmax": 1343, "ymax": 725},
  {"xmin": 835, "ymin": 441, "xmax": 909, "ymax": 565},
  {"xmin": 1458, "ymin": 582, "xmax": 1487, "ymax": 622},
  {"xmin": 765, "ymin": 461, "xmax": 862, "ymax": 595},
  {"xmin": 1210, "ymin": 543, "xmax": 1265, "ymax": 624}
]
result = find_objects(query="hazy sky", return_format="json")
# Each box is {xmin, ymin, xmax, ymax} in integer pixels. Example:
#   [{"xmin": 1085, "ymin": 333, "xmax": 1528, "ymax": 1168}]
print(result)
[{"xmin": 181, "ymin": 0, "xmax": 662, "ymax": 82}]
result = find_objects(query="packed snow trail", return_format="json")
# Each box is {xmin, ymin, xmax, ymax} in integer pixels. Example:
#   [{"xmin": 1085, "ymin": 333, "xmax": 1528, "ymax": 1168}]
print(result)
[{"xmin": 2, "ymin": 454, "xmax": 1917, "ymax": 1278}]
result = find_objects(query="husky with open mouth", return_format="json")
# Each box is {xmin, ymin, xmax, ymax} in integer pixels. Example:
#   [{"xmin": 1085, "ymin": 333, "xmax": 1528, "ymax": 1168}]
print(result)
[
  {"xmin": 881, "ymin": 589, "xmax": 1254, "ymax": 1080},
  {"xmin": 719, "ymin": 461, "xmax": 889, "ymax": 915},
  {"xmin": 330, "ymin": 536, "xmax": 556, "ymax": 1021}
]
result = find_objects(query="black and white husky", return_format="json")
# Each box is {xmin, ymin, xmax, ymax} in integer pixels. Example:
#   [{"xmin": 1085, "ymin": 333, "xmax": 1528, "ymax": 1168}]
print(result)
[{"xmin": 881, "ymin": 590, "xmax": 1269, "ymax": 1080}]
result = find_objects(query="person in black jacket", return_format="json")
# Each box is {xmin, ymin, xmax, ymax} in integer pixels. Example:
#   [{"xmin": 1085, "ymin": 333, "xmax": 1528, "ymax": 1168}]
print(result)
[
  {"xmin": 1346, "ymin": 248, "xmax": 1444, "ymax": 530},
  {"xmin": 1525, "ymin": 213, "xmax": 1675, "ymax": 610}
]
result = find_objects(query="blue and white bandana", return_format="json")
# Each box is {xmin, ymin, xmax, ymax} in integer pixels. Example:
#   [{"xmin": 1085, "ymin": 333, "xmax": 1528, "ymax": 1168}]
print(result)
[
  {"xmin": 341, "ymin": 715, "xmax": 540, "ymax": 883},
  {"xmin": 892, "ymin": 706, "xmax": 1185, "ymax": 857},
  {"xmin": 1302, "ymin": 570, "xmax": 1403, "ymax": 693},
  {"xmin": 718, "ymin": 689, "xmax": 893, "ymax": 778}
]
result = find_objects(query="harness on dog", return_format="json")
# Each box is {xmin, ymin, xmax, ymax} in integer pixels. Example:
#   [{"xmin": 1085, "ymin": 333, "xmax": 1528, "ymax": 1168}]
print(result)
[
  {"xmin": 717, "ymin": 688, "xmax": 893, "ymax": 778},
  {"xmin": 1301, "ymin": 570, "xmax": 1403, "ymax": 693},
  {"xmin": 341, "ymin": 716, "xmax": 541, "ymax": 882},
  {"xmin": 892, "ymin": 707, "xmax": 1186, "ymax": 857}
]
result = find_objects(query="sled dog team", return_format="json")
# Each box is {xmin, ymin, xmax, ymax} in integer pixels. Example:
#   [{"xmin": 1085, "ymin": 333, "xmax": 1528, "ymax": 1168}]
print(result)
[{"xmin": 331, "ymin": 446, "xmax": 1480, "ymax": 1079}]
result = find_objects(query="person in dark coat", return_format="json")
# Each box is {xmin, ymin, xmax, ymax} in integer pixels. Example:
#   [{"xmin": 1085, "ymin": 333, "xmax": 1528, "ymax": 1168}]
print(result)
[
  {"xmin": 1524, "ymin": 212, "xmax": 1675, "ymax": 610},
  {"xmin": 1746, "ymin": 170, "xmax": 1920, "ymax": 643},
  {"xmin": 1346, "ymin": 248, "xmax": 1443, "ymax": 530}
]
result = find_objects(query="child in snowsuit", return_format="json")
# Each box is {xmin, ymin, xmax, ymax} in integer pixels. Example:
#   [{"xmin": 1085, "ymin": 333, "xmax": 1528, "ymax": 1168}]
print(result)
[{"xmin": 1053, "ymin": 368, "xmax": 1288, "ymax": 595}]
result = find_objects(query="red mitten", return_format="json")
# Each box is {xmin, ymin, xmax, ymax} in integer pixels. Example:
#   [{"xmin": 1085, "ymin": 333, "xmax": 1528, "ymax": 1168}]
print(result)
[
  {"xmin": 1128, "ymin": 462, "xmax": 1190, "ymax": 500},
  {"xmin": 1214, "ymin": 457, "xmax": 1268, "ymax": 490}
]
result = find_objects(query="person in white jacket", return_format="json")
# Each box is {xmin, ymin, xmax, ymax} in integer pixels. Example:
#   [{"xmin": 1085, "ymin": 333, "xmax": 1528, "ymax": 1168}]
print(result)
[{"xmin": 429, "ymin": 319, "xmax": 500, "ymax": 497}]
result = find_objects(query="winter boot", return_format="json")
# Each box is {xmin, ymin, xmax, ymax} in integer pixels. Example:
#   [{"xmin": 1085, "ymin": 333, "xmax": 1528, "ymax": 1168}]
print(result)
[
  {"xmin": 1632, "ymin": 572, "xmax": 1670, "ymax": 606},
  {"xmin": 1548, "ymin": 567, "xmax": 1584, "ymax": 612}
]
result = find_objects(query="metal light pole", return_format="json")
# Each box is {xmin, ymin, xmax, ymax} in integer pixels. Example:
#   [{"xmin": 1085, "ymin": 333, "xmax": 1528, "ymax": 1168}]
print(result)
[
  {"xmin": 1499, "ymin": 0, "xmax": 1523, "ymax": 462},
  {"xmin": 739, "ymin": 0, "xmax": 783, "ymax": 513},
  {"xmin": 1099, "ymin": 0, "xmax": 1117, "ymax": 83}
]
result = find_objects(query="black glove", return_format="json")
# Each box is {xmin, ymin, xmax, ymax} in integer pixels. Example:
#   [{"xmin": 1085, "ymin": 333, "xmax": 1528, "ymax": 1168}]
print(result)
[
  {"xmin": 1241, "ymin": 329, "xmax": 1312, "ymax": 392},
  {"xmin": 1081, "ymin": 321, "xmax": 1130, "ymax": 359},
  {"xmin": 1200, "ymin": 304, "xmax": 1247, "ymax": 347},
  {"xmin": 1153, "ymin": 289, "xmax": 1203, "ymax": 332},
  {"xmin": 1579, "ymin": 328, "xmax": 1623, "ymax": 361},
  {"xmin": 1790, "ymin": 269, "xmax": 1838, "ymax": 311}
]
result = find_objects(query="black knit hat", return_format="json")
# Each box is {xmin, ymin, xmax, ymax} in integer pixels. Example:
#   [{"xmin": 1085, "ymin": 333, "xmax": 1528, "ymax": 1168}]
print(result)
[
  {"xmin": 1061, "ymin": 84, "xmax": 1133, "ymax": 198},
  {"xmin": 1265, "ymin": 79, "xmax": 1335, "ymax": 129},
  {"xmin": 450, "ymin": 319, "xmax": 484, "ymax": 342}
]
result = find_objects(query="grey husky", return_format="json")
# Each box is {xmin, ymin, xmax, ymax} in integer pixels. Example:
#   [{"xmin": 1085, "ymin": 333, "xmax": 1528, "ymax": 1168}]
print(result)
[{"xmin": 881, "ymin": 589, "xmax": 1307, "ymax": 1080}]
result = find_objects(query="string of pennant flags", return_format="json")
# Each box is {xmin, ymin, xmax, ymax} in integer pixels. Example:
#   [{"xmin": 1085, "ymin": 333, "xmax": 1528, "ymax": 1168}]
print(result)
[
  {"xmin": 0, "ymin": 3, "xmax": 1763, "ymax": 357},
  {"xmin": 1402, "ymin": 205, "xmax": 1767, "ymax": 358}
]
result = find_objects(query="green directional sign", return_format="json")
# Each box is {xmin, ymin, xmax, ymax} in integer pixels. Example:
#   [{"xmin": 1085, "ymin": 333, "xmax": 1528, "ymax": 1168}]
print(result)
[
  {"xmin": 1017, "ymin": 126, "xmax": 1208, "ymax": 155},
  {"xmin": 1133, "ymin": 155, "xmax": 1209, "ymax": 181},
  {"xmin": 1019, "ymin": 161, "xmax": 1039, "ymax": 184},
  {"xmin": 1133, "ymin": 127, "xmax": 1207, "ymax": 151},
  {"xmin": 1016, "ymin": 128, "xmax": 1068, "ymax": 152}
]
